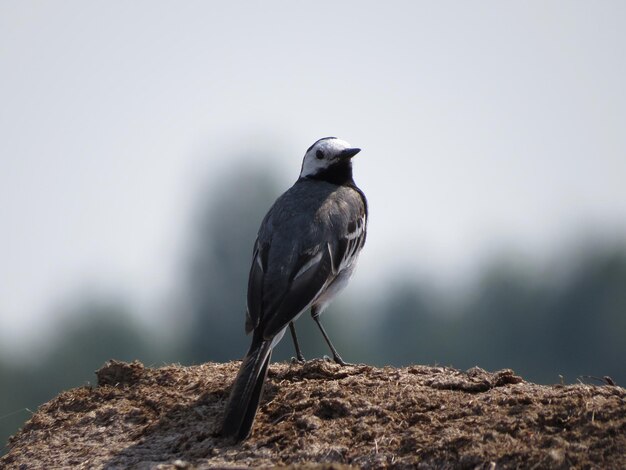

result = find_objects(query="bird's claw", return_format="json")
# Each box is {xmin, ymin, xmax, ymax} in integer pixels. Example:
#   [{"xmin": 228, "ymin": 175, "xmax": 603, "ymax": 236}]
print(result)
[
  {"xmin": 333, "ymin": 356, "xmax": 352, "ymax": 367},
  {"xmin": 323, "ymin": 355, "xmax": 352, "ymax": 366}
]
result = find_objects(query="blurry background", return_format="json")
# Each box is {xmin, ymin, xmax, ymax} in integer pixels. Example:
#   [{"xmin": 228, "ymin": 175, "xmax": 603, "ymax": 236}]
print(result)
[{"xmin": 1, "ymin": 1, "xmax": 625, "ymax": 453}]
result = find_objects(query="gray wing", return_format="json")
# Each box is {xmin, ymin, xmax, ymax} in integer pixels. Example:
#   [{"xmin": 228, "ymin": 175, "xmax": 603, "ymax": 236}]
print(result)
[
  {"xmin": 245, "ymin": 238, "xmax": 267, "ymax": 334},
  {"xmin": 246, "ymin": 236, "xmax": 335, "ymax": 339},
  {"xmin": 245, "ymin": 181, "xmax": 367, "ymax": 339},
  {"xmin": 330, "ymin": 210, "xmax": 367, "ymax": 274}
]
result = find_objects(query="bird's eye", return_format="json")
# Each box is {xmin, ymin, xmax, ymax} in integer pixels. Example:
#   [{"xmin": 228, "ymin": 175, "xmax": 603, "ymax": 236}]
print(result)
[{"xmin": 316, "ymin": 150, "xmax": 324, "ymax": 160}]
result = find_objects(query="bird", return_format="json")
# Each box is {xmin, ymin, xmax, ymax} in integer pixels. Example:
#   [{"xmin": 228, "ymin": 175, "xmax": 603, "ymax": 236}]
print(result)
[{"xmin": 220, "ymin": 137, "xmax": 368, "ymax": 442}]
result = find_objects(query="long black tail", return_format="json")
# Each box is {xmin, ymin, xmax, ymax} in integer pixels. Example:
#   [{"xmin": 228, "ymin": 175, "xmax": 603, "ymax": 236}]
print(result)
[{"xmin": 220, "ymin": 336, "xmax": 272, "ymax": 441}]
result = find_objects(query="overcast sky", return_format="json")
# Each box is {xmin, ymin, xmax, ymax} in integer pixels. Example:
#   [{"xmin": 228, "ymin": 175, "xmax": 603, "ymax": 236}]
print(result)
[{"xmin": 1, "ymin": 1, "xmax": 625, "ymax": 349}]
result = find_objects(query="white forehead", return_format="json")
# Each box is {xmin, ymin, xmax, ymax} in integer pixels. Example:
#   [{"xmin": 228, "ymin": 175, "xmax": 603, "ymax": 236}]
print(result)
[{"xmin": 306, "ymin": 138, "xmax": 353, "ymax": 156}]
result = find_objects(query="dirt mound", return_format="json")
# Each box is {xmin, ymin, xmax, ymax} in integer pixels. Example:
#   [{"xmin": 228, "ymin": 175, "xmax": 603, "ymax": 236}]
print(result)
[{"xmin": 2, "ymin": 360, "xmax": 625, "ymax": 469}]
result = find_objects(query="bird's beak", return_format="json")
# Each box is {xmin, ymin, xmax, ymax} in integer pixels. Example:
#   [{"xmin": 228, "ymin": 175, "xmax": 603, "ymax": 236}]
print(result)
[{"xmin": 339, "ymin": 147, "xmax": 361, "ymax": 160}]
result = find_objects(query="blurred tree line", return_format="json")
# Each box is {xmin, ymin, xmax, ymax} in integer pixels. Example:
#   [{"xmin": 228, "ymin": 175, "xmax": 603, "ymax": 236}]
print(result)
[{"xmin": 1, "ymin": 162, "xmax": 625, "ymax": 453}]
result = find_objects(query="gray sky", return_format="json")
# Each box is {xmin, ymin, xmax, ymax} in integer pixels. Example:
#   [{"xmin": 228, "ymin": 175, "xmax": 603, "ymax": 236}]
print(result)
[{"xmin": 1, "ymin": 1, "xmax": 625, "ymax": 348}]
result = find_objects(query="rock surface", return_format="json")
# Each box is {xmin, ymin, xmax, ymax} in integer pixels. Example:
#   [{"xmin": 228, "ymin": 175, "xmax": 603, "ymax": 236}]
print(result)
[{"xmin": 2, "ymin": 359, "xmax": 625, "ymax": 469}]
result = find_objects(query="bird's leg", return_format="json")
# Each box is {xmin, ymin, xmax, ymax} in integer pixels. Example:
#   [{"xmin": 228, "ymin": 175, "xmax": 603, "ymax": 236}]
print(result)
[
  {"xmin": 311, "ymin": 314, "xmax": 351, "ymax": 366},
  {"xmin": 288, "ymin": 322, "xmax": 306, "ymax": 363}
]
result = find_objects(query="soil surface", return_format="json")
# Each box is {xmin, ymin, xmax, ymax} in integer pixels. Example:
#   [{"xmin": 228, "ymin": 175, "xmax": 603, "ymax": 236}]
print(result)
[{"xmin": 2, "ymin": 359, "xmax": 625, "ymax": 469}]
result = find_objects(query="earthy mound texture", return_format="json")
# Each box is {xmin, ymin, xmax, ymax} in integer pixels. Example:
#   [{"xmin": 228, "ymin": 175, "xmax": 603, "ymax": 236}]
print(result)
[{"xmin": 2, "ymin": 360, "xmax": 625, "ymax": 469}]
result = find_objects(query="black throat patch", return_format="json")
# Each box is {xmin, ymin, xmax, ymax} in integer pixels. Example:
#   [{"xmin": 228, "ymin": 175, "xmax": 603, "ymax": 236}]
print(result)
[{"xmin": 307, "ymin": 159, "xmax": 354, "ymax": 186}]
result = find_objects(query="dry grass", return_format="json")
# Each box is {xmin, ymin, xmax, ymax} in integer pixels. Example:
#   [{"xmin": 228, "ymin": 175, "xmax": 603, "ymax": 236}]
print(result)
[{"xmin": 2, "ymin": 359, "xmax": 625, "ymax": 469}]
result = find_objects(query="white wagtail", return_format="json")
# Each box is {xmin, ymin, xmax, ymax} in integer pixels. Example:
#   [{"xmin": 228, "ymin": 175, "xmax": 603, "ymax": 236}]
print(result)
[{"xmin": 220, "ymin": 137, "xmax": 368, "ymax": 441}]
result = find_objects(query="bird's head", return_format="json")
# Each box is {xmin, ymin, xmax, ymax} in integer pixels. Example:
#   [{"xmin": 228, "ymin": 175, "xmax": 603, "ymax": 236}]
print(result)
[{"xmin": 299, "ymin": 137, "xmax": 361, "ymax": 180}]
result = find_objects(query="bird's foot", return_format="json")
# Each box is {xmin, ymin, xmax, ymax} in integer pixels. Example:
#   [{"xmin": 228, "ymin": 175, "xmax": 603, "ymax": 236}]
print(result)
[
  {"xmin": 290, "ymin": 355, "xmax": 306, "ymax": 364},
  {"xmin": 323, "ymin": 355, "xmax": 353, "ymax": 367}
]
